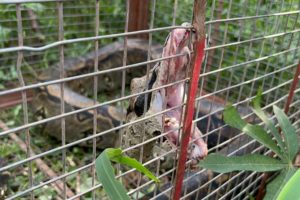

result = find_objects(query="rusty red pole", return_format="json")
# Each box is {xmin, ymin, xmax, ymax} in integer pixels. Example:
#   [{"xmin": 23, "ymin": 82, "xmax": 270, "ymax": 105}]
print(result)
[
  {"xmin": 284, "ymin": 61, "xmax": 300, "ymax": 113},
  {"xmin": 172, "ymin": 1, "xmax": 206, "ymax": 199}
]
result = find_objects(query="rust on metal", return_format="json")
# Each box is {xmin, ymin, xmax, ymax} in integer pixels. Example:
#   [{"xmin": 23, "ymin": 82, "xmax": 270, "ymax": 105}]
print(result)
[
  {"xmin": 128, "ymin": 0, "xmax": 149, "ymax": 39},
  {"xmin": 284, "ymin": 61, "xmax": 300, "ymax": 113},
  {"xmin": 172, "ymin": 0, "xmax": 206, "ymax": 199}
]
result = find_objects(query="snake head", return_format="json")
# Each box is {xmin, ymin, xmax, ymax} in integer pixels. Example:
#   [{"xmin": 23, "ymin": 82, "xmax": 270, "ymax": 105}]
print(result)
[{"xmin": 163, "ymin": 22, "xmax": 194, "ymax": 56}]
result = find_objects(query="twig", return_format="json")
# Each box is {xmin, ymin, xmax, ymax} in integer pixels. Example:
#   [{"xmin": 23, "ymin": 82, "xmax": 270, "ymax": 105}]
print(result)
[{"xmin": 0, "ymin": 120, "xmax": 77, "ymax": 199}]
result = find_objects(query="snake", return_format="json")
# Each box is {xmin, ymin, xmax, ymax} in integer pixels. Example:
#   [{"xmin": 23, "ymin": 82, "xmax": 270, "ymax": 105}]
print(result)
[{"xmin": 30, "ymin": 38, "xmax": 162, "ymax": 148}]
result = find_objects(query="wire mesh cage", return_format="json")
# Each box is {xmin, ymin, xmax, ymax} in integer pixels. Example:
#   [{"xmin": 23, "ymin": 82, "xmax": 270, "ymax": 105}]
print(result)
[{"xmin": 0, "ymin": 0, "xmax": 299, "ymax": 199}]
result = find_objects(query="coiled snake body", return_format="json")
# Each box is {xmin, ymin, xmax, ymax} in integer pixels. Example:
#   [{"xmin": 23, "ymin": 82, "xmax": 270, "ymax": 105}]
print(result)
[{"xmin": 31, "ymin": 39, "xmax": 162, "ymax": 148}]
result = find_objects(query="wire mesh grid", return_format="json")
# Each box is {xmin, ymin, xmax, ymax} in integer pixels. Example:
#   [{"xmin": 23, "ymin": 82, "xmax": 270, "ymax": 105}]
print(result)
[{"xmin": 0, "ymin": 0, "xmax": 299, "ymax": 199}]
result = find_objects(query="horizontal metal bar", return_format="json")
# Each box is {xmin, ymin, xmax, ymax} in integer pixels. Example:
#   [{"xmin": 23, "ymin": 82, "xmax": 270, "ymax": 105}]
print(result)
[
  {"xmin": 203, "ymin": 171, "xmax": 257, "ymax": 200},
  {"xmin": 205, "ymin": 29, "xmax": 300, "ymax": 51},
  {"xmin": 183, "ymin": 147, "xmax": 269, "ymax": 199},
  {"xmin": 200, "ymin": 48, "xmax": 300, "ymax": 78},
  {"xmin": 220, "ymin": 173, "xmax": 262, "ymax": 200},
  {"xmin": 0, "ymin": 0, "xmax": 70, "ymax": 3},
  {"xmin": 294, "ymin": 121, "xmax": 300, "ymax": 129},
  {"xmin": 218, "ymin": 159, "xmax": 270, "ymax": 198},
  {"xmin": 0, "ymin": 14, "xmax": 124, "ymax": 25},
  {"xmin": 0, "ymin": 76, "xmax": 187, "ymax": 137},
  {"xmin": 2, "ymin": 46, "xmax": 296, "ymax": 98},
  {"xmin": 196, "ymin": 70, "xmax": 294, "ymax": 106},
  {"xmin": 199, "ymin": 95, "xmax": 287, "ymax": 151},
  {"xmin": 182, "ymin": 141, "xmax": 265, "ymax": 191},
  {"xmin": 68, "ymin": 167, "xmax": 174, "ymax": 200},
  {"xmin": 1, "ymin": 64, "xmax": 290, "ymax": 172},
  {"xmin": 0, "ymin": 52, "xmax": 189, "ymax": 96},
  {"xmin": 126, "ymin": 167, "xmax": 175, "ymax": 196},
  {"xmin": 0, "ymin": 101, "xmax": 185, "ymax": 172},
  {"xmin": 1, "ymin": 4, "xmax": 124, "ymax": 13},
  {"xmin": 231, "ymin": 175, "xmax": 263, "ymax": 200},
  {"xmin": 205, "ymin": 10, "xmax": 300, "ymax": 24},
  {"xmin": 290, "ymin": 98, "xmax": 300, "ymax": 108},
  {"xmin": 5, "ymin": 162, "xmax": 93, "ymax": 200},
  {"xmin": 7, "ymin": 146, "xmax": 177, "ymax": 199},
  {"xmin": 0, "ymin": 25, "xmax": 191, "ymax": 54},
  {"xmin": 290, "ymin": 109, "xmax": 300, "ymax": 121},
  {"xmin": 0, "ymin": 19, "xmax": 122, "ymax": 34}
]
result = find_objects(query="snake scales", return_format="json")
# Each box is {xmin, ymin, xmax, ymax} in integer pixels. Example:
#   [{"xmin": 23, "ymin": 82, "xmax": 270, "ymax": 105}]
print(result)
[{"xmin": 30, "ymin": 39, "xmax": 162, "ymax": 148}]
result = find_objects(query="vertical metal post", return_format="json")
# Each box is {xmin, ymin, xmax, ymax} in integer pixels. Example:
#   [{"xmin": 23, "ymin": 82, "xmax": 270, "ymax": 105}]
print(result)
[
  {"xmin": 16, "ymin": 4, "xmax": 34, "ymax": 200},
  {"xmin": 172, "ymin": 1, "xmax": 206, "ymax": 199},
  {"xmin": 92, "ymin": 1, "xmax": 100, "ymax": 199},
  {"xmin": 57, "ymin": 1, "xmax": 66, "ymax": 199}
]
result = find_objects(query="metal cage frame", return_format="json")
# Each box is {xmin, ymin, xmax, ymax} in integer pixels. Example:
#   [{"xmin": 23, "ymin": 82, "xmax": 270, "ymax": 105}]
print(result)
[{"xmin": 0, "ymin": 0, "xmax": 299, "ymax": 199}]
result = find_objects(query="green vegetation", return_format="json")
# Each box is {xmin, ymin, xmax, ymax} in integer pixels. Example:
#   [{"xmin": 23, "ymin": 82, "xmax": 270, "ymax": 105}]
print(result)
[
  {"xmin": 200, "ymin": 90, "xmax": 299, "ymax": 200},
  {"xmin": 0, "ymin": 0, "xmax": 299, "ymax": 199},
  {"xmin": 276, "ymin": 168, "xmax": 300, "ymax": 200},
  {"xmin": 95, "ymin": 148, "xmax": 159, "ymax": 200}
]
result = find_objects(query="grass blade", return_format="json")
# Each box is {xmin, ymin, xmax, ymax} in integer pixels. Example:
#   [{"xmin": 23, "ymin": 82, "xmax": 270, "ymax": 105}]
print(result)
[
  {"xmin": 112, "ymin": 156, "xmax": 159, "ymax": 183},
  {"xmin": 106, "ymin": 148, "xmax": 159, "ymax": 183},
  {"xmin": 273, "ymin": 105, "xmax": 298, "ymax": 162},
  {"xmin": 264, "ymin": 168, "xmax": 296, "ymax": 200},
  {"xmin": 95, "ymin": 149, "xmax": 131, "ymax": 200},
  {"xmin": 199, "ymin": 154, "xmax": 286, "ymax": 173},
  {"xmin": 224, "ymin": 106, "xmax": 283, "ymax": 158}
]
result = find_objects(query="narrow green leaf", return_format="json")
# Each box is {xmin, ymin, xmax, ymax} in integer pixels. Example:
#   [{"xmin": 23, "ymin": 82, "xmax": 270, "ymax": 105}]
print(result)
[
  {"xmin": 106, "ymin": 148, "xmax": 123, "ymax": 158},
  {"xmin": 199, "ymin": 154, "xmax": 286, "ymax": 173},
  {"xmin": 111, "ymin": 156, "xmax": 160, "ymax": 183},
  {"xmin": 252, "ymin": 90, "xmax": 286, "ymax": 160},
  {"xmin": 95, "ymin": 150, "xmax": 131, "ymax": 200},
  {"xmin": 224, "ymin": 106, "xmax": 283, "ymax": 158},
  {"xmin": 277, "ymin": 169, "xmax": 300, "ymax": 200},
  {"xmin": 105, "ymin": 148, "xmax": 159, "ymax": 183},
  {"xmin": 264, "ymin": 168, "xmax": 296, "ymax": 200},
  {"xmin": 273, "ymin": 106, "xmax": 298, "ymax": 161}
]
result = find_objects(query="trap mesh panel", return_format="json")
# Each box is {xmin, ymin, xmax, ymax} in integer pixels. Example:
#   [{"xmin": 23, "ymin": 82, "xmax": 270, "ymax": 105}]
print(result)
[{"xmin": 0, "ymin": 0, "xmax": 299, "ymax": 199}]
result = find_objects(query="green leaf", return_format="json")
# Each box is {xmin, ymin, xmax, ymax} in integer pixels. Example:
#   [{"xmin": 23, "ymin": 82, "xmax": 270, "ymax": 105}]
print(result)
[
  {"xmin": 95, "ymin": 148, "xmax": 159, "ymax": 199},
  {"xmin": 0, "ymin": 25, "xmax": 11, "ymax": 41},
  {"xmin": 264, "ymin": 168, "xmax": 296, "ymax": 200},
  {"xmin": 252, "ymin": 89, "xmax": 286, "ymax": 160},
  {"xmin": 111, "ymin": 156, "xmax": 160, "ymax": 183},
  {"xmin": 223, "ymin": 105, "xmax": 247, "ymax": 130},
  {"xmin": 23, "ymin": 3, "xmax": 45, "ymax": 12},
  {"xmin": 95, "ymin": 150, "xmax": 131, "ymax": 200},
  {"xmin": 106, "ymin": 148, "xmax": 159, "ymax": 183},
  {"xmin": 199, "ymin": 154, "xmax": 286, "ymax": 173},
  {"xmin": 277, "ymin": 169, "xmax": 300, "ymax": 200},
  {"xmin": 224, "ymin": 106, "xmax": 283, "ymax": 158},
  {"xmin": 273, "ymin": 106, "xmax": 298, "ymax": 162},
  {"xmin": 106, "ymin": 148, "xmax": 123, "ymax": 158}
]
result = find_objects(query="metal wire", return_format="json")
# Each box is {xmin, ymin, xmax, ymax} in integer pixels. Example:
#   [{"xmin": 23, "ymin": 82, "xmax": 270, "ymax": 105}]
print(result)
[
  {"xmin": 1, "ymin": 0, "xmax": 299, "ymax": 199},
  {"xmin": 15, "ymin": 3, "xmax": 34, "ymax": 200}
]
